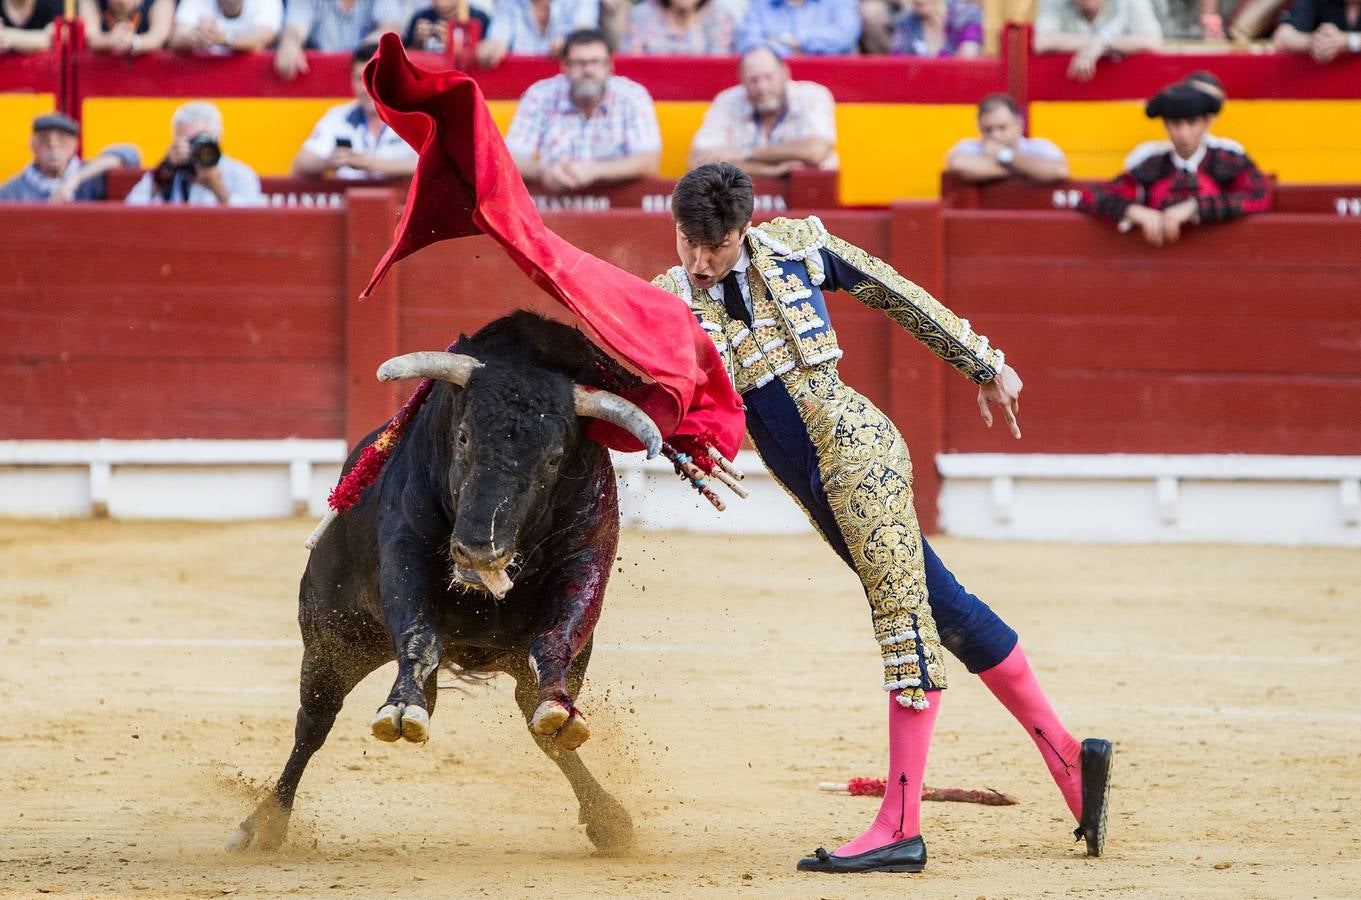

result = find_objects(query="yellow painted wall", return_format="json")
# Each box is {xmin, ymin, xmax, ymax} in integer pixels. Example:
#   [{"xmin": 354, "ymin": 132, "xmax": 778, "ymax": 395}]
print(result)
[
  {"xmin": 1031, "ymin": 99, "xmax": 1361, "ymax": 183},
  {"xmin": 7, "ymin": 92, "xmax": 1358, "ymax": 203},
  {"xmin": 0, "ymin": 93, "xmax": 57, "ymax": 179}
]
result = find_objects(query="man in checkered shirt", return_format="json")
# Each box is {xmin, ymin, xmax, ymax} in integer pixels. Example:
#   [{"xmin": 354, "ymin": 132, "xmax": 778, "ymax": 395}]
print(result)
[{"xmin": 505, "ymin": 28, "xmax": 662, "ymax": 195}]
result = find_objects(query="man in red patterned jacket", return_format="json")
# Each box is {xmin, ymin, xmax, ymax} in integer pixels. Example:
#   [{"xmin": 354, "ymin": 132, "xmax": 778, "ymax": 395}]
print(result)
[{"xmin": 1078, "ymin": 80, "xmax": 1272, "ymax": 246}]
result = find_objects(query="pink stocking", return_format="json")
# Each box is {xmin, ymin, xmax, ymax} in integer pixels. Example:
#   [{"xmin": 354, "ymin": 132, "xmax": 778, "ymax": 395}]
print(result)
[
  {"xmin": 834, "ymin": 690, "xmax": 940, "ymax": 857},
  {"xmin": 978, "ymin": 643, "xmax": 1083, "ymax": 821}
]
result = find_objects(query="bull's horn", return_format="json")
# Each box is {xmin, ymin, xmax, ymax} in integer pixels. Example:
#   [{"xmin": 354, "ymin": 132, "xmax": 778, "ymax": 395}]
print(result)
[
  {"xmin": 376, "ymin": 351, "xmax": 483, "ymax": 385},
  {"xmin": 573, "ymin": 386, "xmax": 663, "ymax": 459}
]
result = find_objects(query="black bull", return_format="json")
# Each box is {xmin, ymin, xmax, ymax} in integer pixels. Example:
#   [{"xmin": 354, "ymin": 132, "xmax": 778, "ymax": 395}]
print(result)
[{"xmin": 229, "ymin": 313, "xmax": 663, "ymax": 853}]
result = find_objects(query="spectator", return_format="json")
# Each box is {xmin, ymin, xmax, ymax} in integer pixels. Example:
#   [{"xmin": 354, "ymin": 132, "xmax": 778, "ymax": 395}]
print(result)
[
  {"xmin": 478, "ymin": 0, "xmax": 600, "ymax": 68},
  {"xmin": 293, "ymin": 44, "xmax": 418, "ymax": 180},
  {"xmin": 621, "ymin": 0, "xmax": 737, "ymax": 54},
  {"xmin": 1273, "ymin": 0, "xmax": 1361, "ymax": 62},
  {"xmin": 688, "ymin": 45, "xmax": 838, "ymax": 174},
  {"xmin": 1033, "ymin": 0, "xmax": 1163, "ymax": 82},
  {"xmin": 274, "ymin": 0, "xmax": 403, "ymax": 80},
  {"xmin": 859, "ymin": 0, "xmax": 902, "ymax": 53},
  {"xmin": 79, "ymin": 0, "xmax": 174, "ymax": 55},
  {"xmin": 126, "ymin": 101, "xmax": 265, "ymax": 206},
  {"xmin": 945, "ymin": 93, "xmax": 1068, "ymax": 184},
  {"xmin": 0, "ymin": 113, "xmax": 141, "ymax": 202},
  {"xmin": 0, "ymin": 0, "xmax": 61, "ymax": 53},
  {"xmin": 505, "ymin": 28, "xmax": 662, "ymax": 193},
  {"xmin": 405, "ymin": 0, "xmax": 491, "ymax": 52},
  {"xmin": 1077, "ymin": 81, "xmax": 1271, "ymax": 246},
  {"xmin": 736, "ymin": 0, "xmax": 862, "ymax": 55},
  {"xmin": 889, "ymin": 0, "xmax": 981, "ymax": 56},
  {"xmin": 171, "ymin": 0, "xmax": 282, "ymax": 52},
  {"xmin": 1159, "ymin": 0, "xmax": 1235, "ymax": 39}
]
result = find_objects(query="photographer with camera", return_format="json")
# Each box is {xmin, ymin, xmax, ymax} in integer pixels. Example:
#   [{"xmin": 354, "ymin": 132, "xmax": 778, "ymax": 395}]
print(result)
[{"xmin": 126, "ymin": 102, "xmax": 264, "ymax": 206}]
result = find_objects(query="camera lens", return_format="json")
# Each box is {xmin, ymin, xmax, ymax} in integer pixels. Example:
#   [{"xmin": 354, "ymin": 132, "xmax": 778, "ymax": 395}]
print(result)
[{"xmin": 189, "ymin": 134, "xmax": 222, "ymax": 169}]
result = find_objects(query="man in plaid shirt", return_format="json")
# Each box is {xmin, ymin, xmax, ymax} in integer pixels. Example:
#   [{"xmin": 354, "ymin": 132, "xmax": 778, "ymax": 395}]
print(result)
[
  {"xmin": 1078, "ymin": 80, "xmax": 1272, "ymax": 246},
  {"xmin": 506, "ymin": 28, "xmax": 662, "ymax": 194}
]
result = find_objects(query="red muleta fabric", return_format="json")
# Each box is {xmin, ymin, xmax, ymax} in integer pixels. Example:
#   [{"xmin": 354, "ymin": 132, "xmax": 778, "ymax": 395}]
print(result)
[{"xmin": 359, "ymin": 34, "xmax": 744, "ymax": 460}]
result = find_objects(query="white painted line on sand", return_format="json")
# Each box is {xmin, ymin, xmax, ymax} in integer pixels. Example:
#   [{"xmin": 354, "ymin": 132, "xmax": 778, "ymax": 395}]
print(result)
[
  {"xmin": 24, "ymin": 637, "xmax": 301, "ymax": 648},
  {"xmin": 1066, "ymin": 648, "xmax": 1353, "ymax": 666}
]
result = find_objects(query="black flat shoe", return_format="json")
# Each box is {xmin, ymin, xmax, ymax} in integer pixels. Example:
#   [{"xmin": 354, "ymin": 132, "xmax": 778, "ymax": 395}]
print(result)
[
  {"xmin": 796, "ymin": 836, "xmax": 926, "ymax": 873},
  {"xmin": 1073, "ymin": 738, "xmax": 1113, "ymax": 857}
]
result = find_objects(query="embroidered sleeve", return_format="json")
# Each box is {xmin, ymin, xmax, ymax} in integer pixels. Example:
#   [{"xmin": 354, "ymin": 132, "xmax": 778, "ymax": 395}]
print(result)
[
  {"xmin": 820, "ymin": 235, "xmax": 1004, "ymax": 385},
  {"xmin": 1197, "ymin": 151, "xmax": 1273, "ymax": 223},
  {"xmin": 1078, "ymin": 170, "xmax": 1142, "ymax": 223}
]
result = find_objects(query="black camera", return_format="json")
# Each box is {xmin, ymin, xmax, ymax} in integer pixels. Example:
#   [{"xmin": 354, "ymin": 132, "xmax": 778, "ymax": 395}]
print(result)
[{"xmin": 189, "ymin": 133, "xmax": 222, "ymax": 169}]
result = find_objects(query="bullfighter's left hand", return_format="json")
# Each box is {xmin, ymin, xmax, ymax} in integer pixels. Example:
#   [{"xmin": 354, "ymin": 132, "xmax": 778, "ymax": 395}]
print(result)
[{"xmin": 978, "ymin": 363, "xmax": 1023, "ymax": 439}]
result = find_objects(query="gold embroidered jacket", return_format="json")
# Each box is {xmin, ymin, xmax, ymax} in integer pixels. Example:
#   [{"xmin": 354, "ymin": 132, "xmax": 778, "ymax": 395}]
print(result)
[{"xmin": 652, "ymin": 215, "xmax": 1005, "ymax": 394}]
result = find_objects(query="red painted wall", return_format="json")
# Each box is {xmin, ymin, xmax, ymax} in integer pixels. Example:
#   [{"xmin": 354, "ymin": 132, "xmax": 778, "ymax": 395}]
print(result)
[
  {"xmin": 4, "ymin": 197, "xmax": 1360, "ymax": 529},
  {"xmin": 0, "ymin": 207, "xmax": 347, "ymax": 439},
  {"xmin": 940, "ymin": 211, "xmax": 1361, "ymax": 456}
]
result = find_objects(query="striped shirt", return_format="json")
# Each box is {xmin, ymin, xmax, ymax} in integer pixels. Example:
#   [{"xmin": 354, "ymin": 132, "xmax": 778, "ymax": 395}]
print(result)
[
  {"xmin": 284, "ymin": 0, "xmax": 403, "ymax": 51},
  {"xmin": 505, "ymin": 74, "xmax": 662, "ymax": 167}
]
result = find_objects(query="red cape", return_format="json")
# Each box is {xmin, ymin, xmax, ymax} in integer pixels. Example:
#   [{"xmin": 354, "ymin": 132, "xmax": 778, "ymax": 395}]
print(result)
[{"xmin": 360, "ymin": 34, "xmax": 744, "ymax": 459}]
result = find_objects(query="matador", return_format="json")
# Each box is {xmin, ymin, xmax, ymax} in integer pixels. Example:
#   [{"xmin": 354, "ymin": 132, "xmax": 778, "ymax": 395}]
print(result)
[{"xmin": 650, "ymin": 163, "xmax": 1114, "ymax": 874}]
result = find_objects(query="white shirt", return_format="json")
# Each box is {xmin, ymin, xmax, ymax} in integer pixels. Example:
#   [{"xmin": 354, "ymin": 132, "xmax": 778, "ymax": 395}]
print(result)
[
  {"xmin": 707, "ymin": 245, "xmax": 753, "ymax": 319},
  {"xmin": 301, "ymin": 101, "xmax": 416, "ymax": 180},
  {"xmin": 174, "ymin": 0, "xmax": 283, "ymax": 44},
  {"xmin": 124, "ymin": 155, "xmax": 265, "ymax": 207}
]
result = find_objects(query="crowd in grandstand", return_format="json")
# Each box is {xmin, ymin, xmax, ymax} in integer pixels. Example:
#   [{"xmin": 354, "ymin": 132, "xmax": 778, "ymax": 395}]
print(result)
[
  {"xmin": 0, "ymin": 0, "xmax": 1345, "ymax": 245},
  {"xmin": 1, "ymin": 0, "xmax": 1358, "ymax": 60}
]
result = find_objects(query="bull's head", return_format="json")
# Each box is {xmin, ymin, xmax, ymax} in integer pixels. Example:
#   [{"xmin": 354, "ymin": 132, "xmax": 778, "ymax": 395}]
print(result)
[{"xmin": 376, "ymin": 350, "xmax": 661, "ymax": 600}]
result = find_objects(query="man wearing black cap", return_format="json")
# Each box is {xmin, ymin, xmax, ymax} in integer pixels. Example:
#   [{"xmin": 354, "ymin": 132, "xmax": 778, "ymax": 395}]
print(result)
[
  {"xmin": 0, "ymin": 113, "xmax": 140, "ymax": 203},
  {"xmin": 1077, "ymin": 80, "xmax": 1271, "ymax": 246}
]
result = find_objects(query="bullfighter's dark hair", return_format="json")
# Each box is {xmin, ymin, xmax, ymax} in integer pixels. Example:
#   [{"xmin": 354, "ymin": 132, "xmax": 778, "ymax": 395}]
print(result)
[
  {"xmin": 977, "ymin": 93, "xmax": 1019, "ymax": 117},
  {"xmin": 561, "ymin": 27, "xmax": 612, "ymax": 58},
  {"xmin": 671, "ymin": 163, "xmax": 755, "ymax": 247}
]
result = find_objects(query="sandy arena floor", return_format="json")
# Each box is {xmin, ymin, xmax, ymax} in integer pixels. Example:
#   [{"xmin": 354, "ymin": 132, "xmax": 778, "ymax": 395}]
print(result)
[{"xmin": 1, "ymin": 518, "xmax": 1358, "ymax": 898}]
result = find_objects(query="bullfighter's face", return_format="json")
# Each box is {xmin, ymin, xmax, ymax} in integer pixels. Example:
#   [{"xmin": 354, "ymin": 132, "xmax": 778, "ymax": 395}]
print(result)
[{"xmin": 675, "ymin": 223, "xmax": 749, "ymax": 291}]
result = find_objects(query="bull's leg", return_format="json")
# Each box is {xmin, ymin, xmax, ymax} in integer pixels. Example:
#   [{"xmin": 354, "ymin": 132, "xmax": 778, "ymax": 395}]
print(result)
[
  {"xmin": 372, "ymin": 539, "xmax": 442, "ymax": 744},
  {"xmin": 228, "ymin": 639, "xmax": 386, "ymax": 852},
  {"xmin": 525, "ymin": 541, "xmax": 614, "ymax": 751},
  {"xmin": 510, "ymin": 644, "xmax": 634, "ymax": 853}
]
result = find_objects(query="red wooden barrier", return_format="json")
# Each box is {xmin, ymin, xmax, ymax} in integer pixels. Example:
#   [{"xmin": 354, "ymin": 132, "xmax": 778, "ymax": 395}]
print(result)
[
  {"xmin": 939, "ymin": 210, "xmax": 1361, "ymax": 456},
  {"xmin": 4, "ymin": 198, "xmax": 1359, "ymax": 529},
  {"xmin": 100, "ymin": 169, "xmax": 838, "ymax": 212},
  {"xmin": 0, "ymin": 205, "xmax": 347, "ymax": 440},
  {"xmin": 940, "ymin": 172, "xmax": 1361, "ymax": 218}
]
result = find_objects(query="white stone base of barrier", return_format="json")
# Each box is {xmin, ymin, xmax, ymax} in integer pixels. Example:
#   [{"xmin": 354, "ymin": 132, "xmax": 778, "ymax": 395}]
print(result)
[{"xmin": 2, "ymin": 442, "xmax": 1358, "ymax": 545}]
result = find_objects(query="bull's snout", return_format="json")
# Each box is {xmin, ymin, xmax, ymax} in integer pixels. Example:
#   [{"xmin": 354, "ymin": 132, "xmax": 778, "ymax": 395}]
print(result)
[{"xmin": 450, "ymin": 538, "xmax": 511, "ymax": 571}]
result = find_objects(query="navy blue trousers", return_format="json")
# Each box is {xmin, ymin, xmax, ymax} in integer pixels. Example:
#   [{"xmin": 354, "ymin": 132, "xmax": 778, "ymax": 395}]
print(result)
[{"xmin": 745, "ymin": 379, "xmax": 1018, "ymax": 675}]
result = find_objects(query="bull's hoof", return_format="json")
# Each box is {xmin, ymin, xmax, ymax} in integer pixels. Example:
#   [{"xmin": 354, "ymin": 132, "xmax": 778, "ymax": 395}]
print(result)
[
  {"xmin": 581, "ymin": 793, "xmax": 634, "ymax": 854},
  {"xmin": 226, "ymin": 796, "xmax": 289, "ymax": 852},
  {"xmin": 371, "ymin": 703, "xmax": 430, "ymax": 744},
  {"xmin": 530, "ymin": 700, "xmax": 590, "ymax": 749},
  {"xmin": 555, "ymin": 711, "xmax": 590, "ymax": 750},
  {"xmin": 530, "ymin": 699, "xmax": 570, "ymax": 737}
]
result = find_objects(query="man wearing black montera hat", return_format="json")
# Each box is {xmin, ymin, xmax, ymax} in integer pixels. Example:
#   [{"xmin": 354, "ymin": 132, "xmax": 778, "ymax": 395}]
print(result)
[{"xmin": 1077, "ymin": 79, "xmax": 1271, "ymax": 246}]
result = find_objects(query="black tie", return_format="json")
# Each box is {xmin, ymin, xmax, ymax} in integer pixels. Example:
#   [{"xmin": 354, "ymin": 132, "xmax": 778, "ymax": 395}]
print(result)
[{"xmin": 719, "ymin": 270, "xmax": 751, "ymax": 327}]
